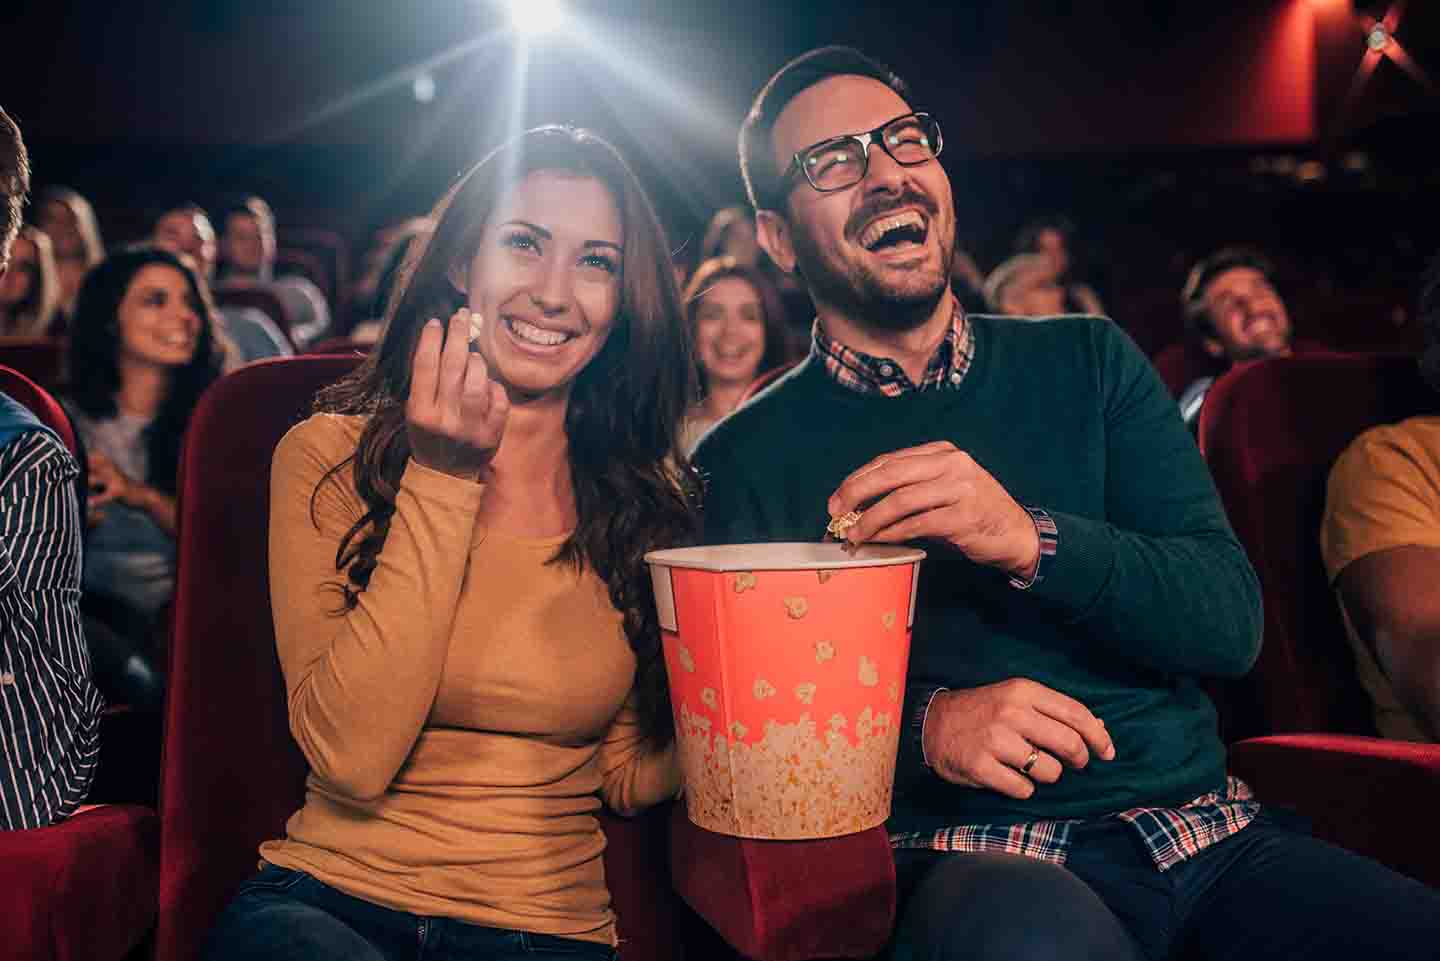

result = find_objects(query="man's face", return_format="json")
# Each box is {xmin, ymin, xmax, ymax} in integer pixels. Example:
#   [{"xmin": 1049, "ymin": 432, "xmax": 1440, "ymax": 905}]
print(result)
[
  {"xmin": 758, "ymin": 75, "xmax": 955, "ymax": 329},
  {"xmin": 154, "ymin": 210, "xmax": 218, "ymax": 281},
  {"xmin": 1201, "ymin": 266, "xmax": 1292, "ymax": 363},
  {"xmin": 222, "ymin": 211, "xmax": 269, "ymax": 275}
]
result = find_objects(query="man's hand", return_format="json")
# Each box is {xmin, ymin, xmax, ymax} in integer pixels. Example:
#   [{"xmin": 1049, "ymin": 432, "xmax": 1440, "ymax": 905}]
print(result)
[
  {"xmin": 827, "ymin": 441, "xmax": 1040, "ymax": 579},
  {"xmin": 406, "ymin": 308, "xmax": 510, "ymax": 482},
  {"xmin": 922, "ymin": 679, "xmax": 1116, "ymax": 799}
]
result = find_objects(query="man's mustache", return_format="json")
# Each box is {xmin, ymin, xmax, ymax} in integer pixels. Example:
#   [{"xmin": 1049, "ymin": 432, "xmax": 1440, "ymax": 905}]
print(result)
[{"xmin": 846, "ymin": 189, "xmax": 940, "ymax": 239}]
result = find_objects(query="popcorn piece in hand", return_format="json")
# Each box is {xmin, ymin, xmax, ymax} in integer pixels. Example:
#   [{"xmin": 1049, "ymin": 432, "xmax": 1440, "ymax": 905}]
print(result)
[{"xmin": 826, "ymin": 510, "xmax": 862, "ymax": 540}]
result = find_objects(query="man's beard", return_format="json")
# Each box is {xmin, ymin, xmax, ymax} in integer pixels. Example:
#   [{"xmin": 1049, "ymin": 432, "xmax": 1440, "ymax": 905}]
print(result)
[{"xmin": 797, "ymin": 238, "xmax": 952, "ymax": 332}]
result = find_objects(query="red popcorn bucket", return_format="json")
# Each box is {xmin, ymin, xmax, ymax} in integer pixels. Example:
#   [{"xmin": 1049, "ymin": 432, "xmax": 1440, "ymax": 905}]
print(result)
[{"xmin": 645, "ymin": 543, "xmax": 925, "ymax": 840}]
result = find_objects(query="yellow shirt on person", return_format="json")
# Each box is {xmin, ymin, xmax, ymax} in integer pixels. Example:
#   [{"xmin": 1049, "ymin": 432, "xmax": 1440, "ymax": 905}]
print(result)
[
  {"xmin": 259, "ymin": 413, "xmax": 680, "ymax": 946},
  {"xmin": 1320, "ymin": 415, "xmax": 1440, "ymax": 742}
]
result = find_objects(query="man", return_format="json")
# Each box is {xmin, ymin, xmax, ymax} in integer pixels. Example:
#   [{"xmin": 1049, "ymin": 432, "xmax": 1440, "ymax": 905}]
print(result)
[
  {"xmin": 216, "ymin": 195, "xmax": 330, "ymax": 349},
  {"xmin": 0, "ymin": 106, "xmax": 104, "ymax": 829},
  {"xmin": 1176, "ymin": 247, "xmax": 1293, "ymax": 427},
  {"xmin": 694, "ymin": 47, "xmax": 1439, "ymax": 959},
  {"xmin": 152, "ymin": 203, "xmax": 292, "ymax": 365},
  {"xmin": 1320, "ymin": 252, "xmax": 1440, "ymax": 743}
]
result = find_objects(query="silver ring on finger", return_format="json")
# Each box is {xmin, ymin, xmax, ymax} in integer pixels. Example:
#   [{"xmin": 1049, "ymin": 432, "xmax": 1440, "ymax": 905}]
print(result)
[{"xmin": 1020, "ymin": 748, "xmax": 1040, "ymax": 775}]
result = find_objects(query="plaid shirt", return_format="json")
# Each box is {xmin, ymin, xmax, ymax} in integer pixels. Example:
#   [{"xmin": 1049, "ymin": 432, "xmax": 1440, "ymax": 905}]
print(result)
[
  {"xmin": 811, "ymin": 305, "xmax": 974, "ymax": 396},
  {"xmin": 890, "ymin": 777, "xmax": 1260, "ymax": 871},
  {"xmin": 814, "ymin": 306, "xmax": 1261, "ymax": 870}
]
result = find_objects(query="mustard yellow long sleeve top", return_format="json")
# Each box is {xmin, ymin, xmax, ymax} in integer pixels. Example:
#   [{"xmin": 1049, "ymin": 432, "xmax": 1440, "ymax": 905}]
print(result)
[{"xmin": 258, "ymin": 413, "xmax": 680, "ymax": 946}]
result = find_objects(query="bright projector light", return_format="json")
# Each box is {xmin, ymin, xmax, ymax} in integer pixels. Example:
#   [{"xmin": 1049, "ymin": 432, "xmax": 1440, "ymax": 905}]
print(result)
[{"xmin": 508, "ymin": 0, "xmax": 564, "ymax": 37}]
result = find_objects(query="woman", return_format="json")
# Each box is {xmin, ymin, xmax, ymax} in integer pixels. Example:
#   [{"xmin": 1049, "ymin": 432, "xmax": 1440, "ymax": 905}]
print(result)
[
  {"xmin": 680, "ymin": 255, "xmax": 788, "ymax": 455},
  {"xmin": 66, "ymin": 246, "xmax": 230, "ymax": 705},
  {"xmin": 0, "ymin": 225, "xmax": 61, "ymax": 335},
  {"xmin": 35, "ymin": 186, "xmax": 105, "ymax": 324},
  {"xmin": 205, "ymin": 126, "xmax": 697, "ymax": 961}
]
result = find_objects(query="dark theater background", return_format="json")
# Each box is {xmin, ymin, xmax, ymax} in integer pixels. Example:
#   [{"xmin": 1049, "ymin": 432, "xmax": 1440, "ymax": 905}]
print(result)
[{"xmin": 2, "ymin": 0, "xmax": 1437, "ymax": 352}]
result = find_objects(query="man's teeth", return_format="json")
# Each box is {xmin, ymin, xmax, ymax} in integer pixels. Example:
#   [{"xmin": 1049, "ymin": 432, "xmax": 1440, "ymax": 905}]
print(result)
[
  {"xmin": 859, "ymin": 211, "xmax": 926, "ymax": 250},
  {"xmin": 510, "ymin": 317, "xmax": 571, "ymax": 346}
]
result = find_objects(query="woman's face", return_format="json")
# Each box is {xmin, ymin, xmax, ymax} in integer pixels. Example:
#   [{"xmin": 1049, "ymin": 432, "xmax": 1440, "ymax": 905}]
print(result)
[
  {"xmin": 0, "ymin": 233, "xmax": 36, "ymax": 307},
  {"xmin": 37, "ymin": 200, "xmax": 83, "ymax": 258},
  {"xmin": 694, "ymin": 275, "xmax": 767, "ymax": 390},
  {"xmin": 459, "ymin": 170, "xmax": 623, "ymax": 400},
  {"xmin": 116, "ymin": 265, "xmax": 203, "ymax": 370}
]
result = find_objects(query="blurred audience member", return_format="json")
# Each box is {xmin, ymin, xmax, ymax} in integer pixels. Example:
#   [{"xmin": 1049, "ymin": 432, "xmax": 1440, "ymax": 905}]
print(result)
[
  {"xmin": 1320, "ymin": 252, "xmax": 1440, "ymax": 742},
  {"xmin": 1176, "ymin": 247, "xmax": 1294, "ymax": 427},
  {"xmin": 700, "ymin": 205, "xmax": 762, "ymax": 265},
  {"xmin": 216, "ymin": 194, "xmax": 331, "ymax": 347},
  {"xmin": 347, "ymin": 216, "xmax": 430, "ymax": 344},
  {"xmin": 1, "ymin": 105, "xmax": 104, "ymax": 827},
  {"xmin": 949, "ymin": 245, "xmax": 988, "ymax": 314},
  {"xmin": 153, "ymin": 203, "xmax": 291, "ymax": 364},
  {"xmin": 0, "ymin": 225, "xmax": 61, "ymax": 336},
  {"xmin": 1016, "ymin": 214, "xmax": 1104, "ymax": 314},
  {"xmin": 680, "ymin": 256, "xmax": 791, "ymax": 455},
  {"xmin": 34, "ymin": 186, "xmax": 104, "ymax": 324},
  {"xmin": 64, "ymin": 246, "xmax": 231, "ymax": 707},
  {"xmin": 983, "ymin": 253, "xmax": 1071, "ymax": 317}
]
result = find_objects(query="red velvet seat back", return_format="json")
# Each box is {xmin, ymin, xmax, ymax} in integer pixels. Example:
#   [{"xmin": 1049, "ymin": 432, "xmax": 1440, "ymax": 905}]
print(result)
[
  {"xmin": 0, "ymin": 336, "xmax": 68, "ymax": 394},
  {"xmin": 154, "ymin": 355, "xmax": 681, "ymax": 961},
  {"xmin": 1198, "ymin": 353, "xmax": 1440, "ymax": 741},
  {"xmin": 0, "ymin": 363, "xmax": 78, "ymax": 455}
]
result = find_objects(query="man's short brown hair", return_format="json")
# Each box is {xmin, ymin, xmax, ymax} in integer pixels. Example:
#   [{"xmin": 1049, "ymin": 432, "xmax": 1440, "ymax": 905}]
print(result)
[
  {"xmin": 0, "ymin": 107, "xmax": 30, "ymax": 272},
  {"xmin": 738, "ymin": 46, "xmax": 908, "ymax": 213}
]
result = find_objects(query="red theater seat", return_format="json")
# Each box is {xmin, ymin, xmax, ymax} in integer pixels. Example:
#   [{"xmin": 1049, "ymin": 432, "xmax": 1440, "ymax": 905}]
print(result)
[
  {"xmin": 1200, "ymin": 353, "xmax": 1440, "ymax": 886},
  {"xmin": 153, "ymin": 355, "xmax": 687, "ymax": 961},
  {"xmin": 0, "ymin": 363, "xmax": 77, "ymax": 454}
]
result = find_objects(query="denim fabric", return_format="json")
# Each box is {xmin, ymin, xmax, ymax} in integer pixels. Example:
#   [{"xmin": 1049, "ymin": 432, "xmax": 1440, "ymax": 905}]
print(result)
[
  {"xmin": 205, "ymin": 864, "xmax": 618, "ymax": 961},
  {"xmin": 891, "ymin": 810, "xmax": 1440, "ymax": 961}
]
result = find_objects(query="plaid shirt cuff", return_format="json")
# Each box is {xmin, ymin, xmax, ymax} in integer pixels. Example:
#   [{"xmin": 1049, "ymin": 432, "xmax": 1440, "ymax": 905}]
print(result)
[{"xmin": 1009, "ymin": 506, "xmax": 1059, "ymax": 590}]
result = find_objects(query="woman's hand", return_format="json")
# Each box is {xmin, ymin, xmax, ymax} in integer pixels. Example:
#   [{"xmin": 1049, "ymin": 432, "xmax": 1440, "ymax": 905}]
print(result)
[
  {"xmin": 406, "ymin": 308, "xmax": 510, "ymax": 481},
  {"xmin": 88, "ymin": 450, "xmax": 134, "ymax": 509}
]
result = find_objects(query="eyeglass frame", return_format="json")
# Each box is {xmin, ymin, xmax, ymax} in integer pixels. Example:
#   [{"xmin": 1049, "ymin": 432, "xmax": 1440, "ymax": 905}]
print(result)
[{"xmin": 779, "ymin": 111, "xmax": 944, "ymax": 197}]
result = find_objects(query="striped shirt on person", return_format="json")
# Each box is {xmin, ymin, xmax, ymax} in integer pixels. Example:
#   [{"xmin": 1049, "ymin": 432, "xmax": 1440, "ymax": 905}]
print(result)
[{"xmin": 0, "ymin": 422, "xmax": 104, "ymax": 830}]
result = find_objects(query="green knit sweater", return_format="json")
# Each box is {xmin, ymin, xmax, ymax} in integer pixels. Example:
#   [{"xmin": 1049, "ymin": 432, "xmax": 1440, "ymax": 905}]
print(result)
[{"xmin": 692, "ymin": 314, "xmax": 1262, "ymax": 832}]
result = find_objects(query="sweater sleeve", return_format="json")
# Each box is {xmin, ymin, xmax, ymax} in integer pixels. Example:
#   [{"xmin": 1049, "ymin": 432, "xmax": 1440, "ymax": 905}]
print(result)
[
  {"xmin": 1024, "ymin": 325, "xmax": 1262, "ymax": 678},
  {"xmin": 595, "ymin": 691, "xmax": 681, "ymax": 817},
  {"xmin": 268, "ymin": 415, "xmax": 485, "ymax": 802}
]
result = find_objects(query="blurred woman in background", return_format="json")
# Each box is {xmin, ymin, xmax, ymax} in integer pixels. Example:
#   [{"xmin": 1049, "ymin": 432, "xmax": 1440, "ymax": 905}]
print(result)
[
  {"xmin": 0, "ymin": 225, "xmax": 61, "ymax": 335},
  {"xmin": 680, "ymin": 255, "xmax": 789, "ymax": 454},
  {"xmin": 35, "ymin": 186, "xmax": 105, "ymax": 325}
]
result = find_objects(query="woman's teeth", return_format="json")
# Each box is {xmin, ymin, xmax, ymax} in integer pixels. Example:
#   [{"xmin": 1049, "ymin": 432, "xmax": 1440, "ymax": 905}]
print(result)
[{"xmin": 509, "ymin": 317, "xmax": 570, "ymax": 346}]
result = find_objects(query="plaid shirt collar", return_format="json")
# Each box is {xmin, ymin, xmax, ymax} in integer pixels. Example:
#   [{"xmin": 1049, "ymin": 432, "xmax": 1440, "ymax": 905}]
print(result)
[{"xmin": 811, "ymin": 303, "xmax": 973, "ymax": 398}]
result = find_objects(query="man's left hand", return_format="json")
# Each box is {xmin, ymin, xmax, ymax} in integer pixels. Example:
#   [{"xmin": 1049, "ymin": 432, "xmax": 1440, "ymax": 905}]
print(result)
[{"xmin": 827, "ymin": 441, "xmax": 1040, "ymax": 580}]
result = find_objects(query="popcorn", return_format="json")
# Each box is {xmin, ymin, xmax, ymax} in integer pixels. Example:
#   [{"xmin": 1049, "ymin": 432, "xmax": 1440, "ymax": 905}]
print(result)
[
  {"xmin": 795, "ymin": 682, "xmax": 817, "ymax": 705},
  {"xmin": 881, "ymin": 611, "xmax": 897, "ymax": 630},
  {"xmin": 826, "ymin": 510, "xmax": 862, "ymax": 539},
  {"xmin": 701, "ymin": 687, "xmax": 718, "ymax": 710},
  {"xmin": 858, "ymin": 655, "xmax": 879, "ymax": 687},
  {"xmin": 888, "ymin": 680, "xmax": 900, "ymax": 703},
  {"xmin": 678, "ymin": 645, "xmax": 695, "ymax": 673},
  {"xmin": 783, "ymin": 596, "xmax": 809, "ymax": 619},
  {"xmin": 753, "ymin": 678, "xmax": 777, "ymax": 700},
  {"xmin": 733, "ymin": 572, "xmax": 757, "ymax": 593},
  {"xmin": 817, "ymin": 570, "xmax": 837, "ymax": 584},
  {"xmin": 730, "ymin": 721, "xmax": 749, "ymax": 739},
  {"xmin": 814, "ymin": 640, "xmax": 836, "ymax": 664}
]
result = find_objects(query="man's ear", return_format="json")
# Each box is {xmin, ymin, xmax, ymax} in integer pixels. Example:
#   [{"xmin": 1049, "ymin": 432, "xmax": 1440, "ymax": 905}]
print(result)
[
  {"xmin": 756, "ymin": 209, "xmax": 798, "ymax": 275},
  {"xmin": 1201, "ymin": 336, "xmax": 1226, "ymax": 360}
]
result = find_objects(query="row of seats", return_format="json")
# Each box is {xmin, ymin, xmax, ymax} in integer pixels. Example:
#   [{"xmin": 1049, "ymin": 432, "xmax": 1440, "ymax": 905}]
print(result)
[{"xmin": 2, "ymin": 348, "xmax": 1437, "ymax": 961}]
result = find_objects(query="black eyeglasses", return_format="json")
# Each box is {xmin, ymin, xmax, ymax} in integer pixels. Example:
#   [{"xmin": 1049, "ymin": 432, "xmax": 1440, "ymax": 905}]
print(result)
[{"xmin": 782, "ymin": 112, "xmax": 944, "ymax": 195}]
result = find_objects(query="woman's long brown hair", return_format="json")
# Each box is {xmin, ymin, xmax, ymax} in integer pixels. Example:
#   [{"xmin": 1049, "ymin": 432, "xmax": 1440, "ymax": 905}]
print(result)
[{"xmin": 311, "ymin": 126, "xmax": 698, "ymax": 745}]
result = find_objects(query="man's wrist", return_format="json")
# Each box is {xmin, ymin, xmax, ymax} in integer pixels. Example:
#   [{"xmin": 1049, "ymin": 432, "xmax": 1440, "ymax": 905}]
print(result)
[{"xmin": 911, "ymin": 686, "xmax": 949, "ymax": 770}]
